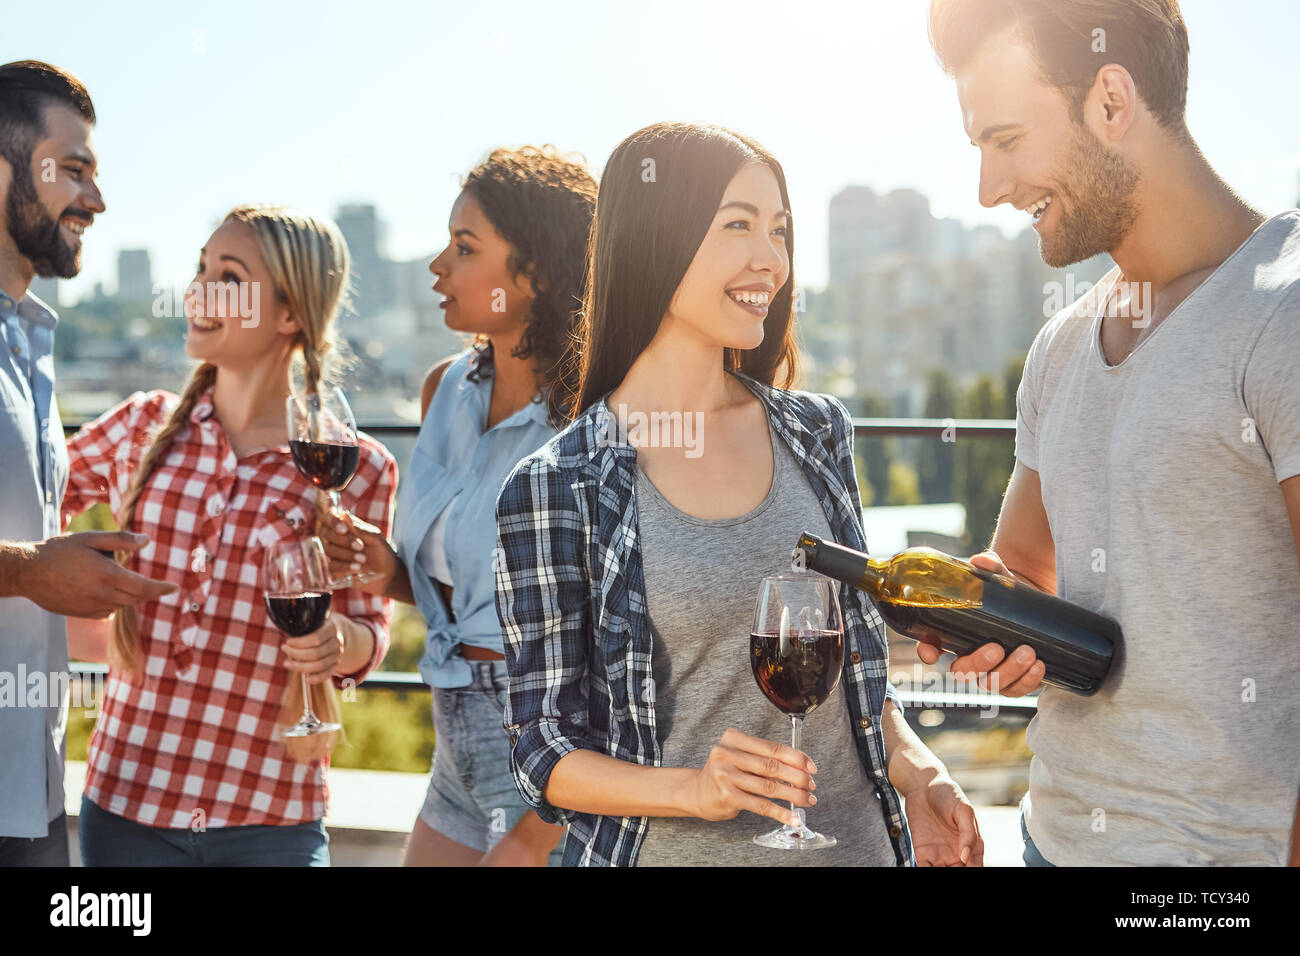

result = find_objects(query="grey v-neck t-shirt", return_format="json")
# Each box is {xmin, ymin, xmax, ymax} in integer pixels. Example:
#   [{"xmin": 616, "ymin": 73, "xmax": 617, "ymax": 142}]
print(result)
[
  {"xmin": 632, "ymin": 416, "xmax": 896, "ymax": 866},
  {"xmin": 1017, "ymin": 210, "xmax": 1300, "ymax": 865}
]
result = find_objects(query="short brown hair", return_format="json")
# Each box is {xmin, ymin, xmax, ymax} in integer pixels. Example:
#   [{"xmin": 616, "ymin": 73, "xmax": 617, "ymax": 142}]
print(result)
[
  {"xmin": 0, "ymin": 60, "xmax": 96, "ymax": 173},
  {"xmin": 929, "ymin": 0, "xmax": 1190, "ymax": 136}
]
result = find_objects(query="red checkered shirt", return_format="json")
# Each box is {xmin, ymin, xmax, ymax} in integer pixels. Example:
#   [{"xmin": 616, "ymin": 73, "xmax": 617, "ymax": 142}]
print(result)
[{"xmin": 63, "ymin": 388, "xmax": 398, "ymax": 829}]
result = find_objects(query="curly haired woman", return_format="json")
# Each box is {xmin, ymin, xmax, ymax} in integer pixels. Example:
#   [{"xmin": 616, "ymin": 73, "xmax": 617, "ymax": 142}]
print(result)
[{"xmin": 320, "ymin": 146, "xmax": 596, "ymax": 865}]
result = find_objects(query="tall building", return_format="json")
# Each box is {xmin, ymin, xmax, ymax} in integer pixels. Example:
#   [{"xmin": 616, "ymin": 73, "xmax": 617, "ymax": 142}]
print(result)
[
  {"xmin": 336, "ymin": 203, "xmax": 393, "ymax": 321},
  {"xmin": 824, "ymin": 184, "xmax": 1108, "ymax": 414},
  {"xmin": 116, "ymin": 249, "xmax": 152, "ymax": 302}
]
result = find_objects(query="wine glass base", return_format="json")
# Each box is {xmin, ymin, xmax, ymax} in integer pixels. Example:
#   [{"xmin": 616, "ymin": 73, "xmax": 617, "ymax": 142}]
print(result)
[
  {"xmin": 753, "ymin": 826, "xmax": 837, "ymax": 850},
  {"xmin": 328, "ymin": 568, "xmax": 385, "ymax": 590},
  {"xmin": 281, "ymin": 718, "xmax": 342, "ymax": 738}
]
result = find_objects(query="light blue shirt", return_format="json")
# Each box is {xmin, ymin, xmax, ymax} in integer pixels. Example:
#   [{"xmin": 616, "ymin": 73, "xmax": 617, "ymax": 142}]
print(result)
[
  {"xmin": 0, "ymin": 289, "xmax": 71, "ymax": 838},
  {"xmin": 396, "ymin": 347, "xmax": 556, "ymax": 689}
]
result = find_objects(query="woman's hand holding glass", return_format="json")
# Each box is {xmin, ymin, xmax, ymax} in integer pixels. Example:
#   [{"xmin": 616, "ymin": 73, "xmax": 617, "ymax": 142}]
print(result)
[
  {"xmin": 318, "ymin": 511, "xmax": 396, "ymax": 598},
  {"xmin": 281, "ymin": 613, "xmax": 344, "ymax": 685},
  {"xmin": 684, "ymin": 727, "xmax": 816, "ymax": 828}
]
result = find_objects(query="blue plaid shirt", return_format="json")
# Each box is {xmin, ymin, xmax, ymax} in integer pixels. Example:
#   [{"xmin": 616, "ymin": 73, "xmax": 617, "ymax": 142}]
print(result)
[{"xmin": 494, "ymin": 370, "xmax": 915, "ymax": 866}]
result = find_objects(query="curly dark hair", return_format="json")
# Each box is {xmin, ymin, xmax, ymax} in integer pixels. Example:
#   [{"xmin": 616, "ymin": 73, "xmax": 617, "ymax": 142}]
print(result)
[{"xmin": 459, "ymin": 145, "xmax": 598, "ymax": 427}]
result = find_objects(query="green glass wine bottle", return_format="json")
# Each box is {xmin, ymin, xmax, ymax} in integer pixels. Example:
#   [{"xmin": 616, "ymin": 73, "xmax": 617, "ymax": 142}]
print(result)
[{"xmin": 792, "ymin": 532, "xmax": 1119, "ymax": 696}]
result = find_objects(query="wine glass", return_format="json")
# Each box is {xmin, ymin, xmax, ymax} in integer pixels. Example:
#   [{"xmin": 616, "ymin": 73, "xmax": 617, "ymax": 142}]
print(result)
[
  {"xmin": 263, "ymin": 536, "xmax": 342, "ymax": 737},
  {"xmin": 750, "ymin": 572, "xmax": 844, "ymax": 849},
  {"xmin": 286, "ymin": 387, "xmax": 379, "ymax": 588}
]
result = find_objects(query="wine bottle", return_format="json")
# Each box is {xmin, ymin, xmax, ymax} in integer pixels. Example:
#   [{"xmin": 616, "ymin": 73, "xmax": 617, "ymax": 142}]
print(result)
[{"xmin": 791, "ymin": 531, "xmax": 1119, "ymax": 696}]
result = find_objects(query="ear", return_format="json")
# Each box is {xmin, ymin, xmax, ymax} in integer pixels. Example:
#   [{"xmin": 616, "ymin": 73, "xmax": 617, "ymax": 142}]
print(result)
[
  {"xmin": 513, "ymin": 260, "xmax": 545, "ymax": 299},
  {"xmin": 1086, "ymin": 63, "xmax": 1138, "ymax": 143},
  {"xmin": 277, "ymin": 308, "xmax": 303, "ymax": 337}
]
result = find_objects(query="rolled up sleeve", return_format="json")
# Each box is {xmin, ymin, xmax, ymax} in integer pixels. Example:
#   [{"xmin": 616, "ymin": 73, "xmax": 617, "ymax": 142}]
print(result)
[{"xmin": 494, "ymin": 455, "xmax": 593, "ymax": 826}]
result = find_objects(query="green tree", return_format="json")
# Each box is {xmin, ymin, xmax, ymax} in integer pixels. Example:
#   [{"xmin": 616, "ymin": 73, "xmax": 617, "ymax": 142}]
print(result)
[
  {"xmin": 854, "ymin": 392, "xmax": 893, "ymax": 510},
  {"xmin": 886, "ymin": 460, "xmax": 922, "ymax": 506},
  {"xmin": 954, "ymin": 374, "xmax": 1015, "ymax": 551},
  {"xmin": 916, "ymin": 368, "xmax": 958, "ymax": 503}
]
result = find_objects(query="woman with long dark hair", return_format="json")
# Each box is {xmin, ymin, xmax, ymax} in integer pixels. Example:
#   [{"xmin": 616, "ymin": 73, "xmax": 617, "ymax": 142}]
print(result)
[
  {"xmin": 320, "ymin": 146, "xmax": 596, "ymax": 865},
  {"xmin": 495, "ymin": 122, "xmax": 983, "ymax": 866}
]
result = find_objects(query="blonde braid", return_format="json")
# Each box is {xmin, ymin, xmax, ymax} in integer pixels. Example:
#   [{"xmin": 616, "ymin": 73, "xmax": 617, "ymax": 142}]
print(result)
[
  {"xmin": 109, "ymin": 363, "xmax": 219, "ymax": 674},
  {"xmin": 222, "ymin": 205, "xmax": 351, "ymax": 764}
]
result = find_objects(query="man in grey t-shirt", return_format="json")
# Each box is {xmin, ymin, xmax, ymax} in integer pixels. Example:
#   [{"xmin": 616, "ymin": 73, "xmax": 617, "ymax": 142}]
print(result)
[{"xmin": 923, "ymin": 1, "xmax": 1300, "ymax": 864}]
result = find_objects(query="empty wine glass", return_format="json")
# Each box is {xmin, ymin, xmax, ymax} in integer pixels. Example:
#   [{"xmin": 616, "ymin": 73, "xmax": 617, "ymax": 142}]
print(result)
[
  {"xmin": 263, "ymin": 536, "xmax": 341, "ymax": 737},
  {"xmin": 750, "ymin": 572, "xmax": 844, "ymax": 849}
]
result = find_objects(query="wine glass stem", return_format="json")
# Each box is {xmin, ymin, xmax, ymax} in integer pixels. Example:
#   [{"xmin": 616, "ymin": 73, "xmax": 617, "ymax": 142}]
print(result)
[
  {"xmin": 300, "ymin": 673, "xmax": 318, "ymax": 724},
  {"xmin": 789, "ymin": 714, "xmax": 806, "ymax": 830},
  {"xmin": 328, "ymin": 490, "xmax": 341, "ymax": 515}
]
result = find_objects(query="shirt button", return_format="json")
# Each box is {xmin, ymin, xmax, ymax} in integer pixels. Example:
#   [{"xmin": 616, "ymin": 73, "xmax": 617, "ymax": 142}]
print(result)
[
  {"xmin": 889, "ymin": 825, "xmax": 902, "ymax": 838},
  {"xmin": 859, "ymin": 716, "xmax": 870, "ymax": 729},
  {"xmin": 207, "ymin": 496, "xmax": 225, "ymax": 517},
  {"xmin": 189, "ymin": 601, "xmax": 201, "ymax": 613},
  {"xmin": 849, "ymin": 651, "xmax": 861, "ymax": 664},
  {"xmin": 11, "ymin": 345, "xmax": 19, "ymax": 356}
]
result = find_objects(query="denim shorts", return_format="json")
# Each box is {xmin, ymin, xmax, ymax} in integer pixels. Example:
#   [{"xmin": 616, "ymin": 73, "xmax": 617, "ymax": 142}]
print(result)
[
  {"xmin": 1019, "ymin": 804, "xmax": 1057, "ymax": 867},
  {"xmin": 79, "ymin": 794, "xmax": 330, "ymax": 866},
  {"xmin": 420, "ymin": 660, "xmax": 563, "ymax": 863}
]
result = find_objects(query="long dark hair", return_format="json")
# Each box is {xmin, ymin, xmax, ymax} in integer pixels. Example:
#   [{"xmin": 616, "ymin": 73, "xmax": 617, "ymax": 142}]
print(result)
[
  {"xmin": 570, "ymin": 122, "xmax": 800, "ymax": 419},
  {"xmin": 459, "ymin": 145, "xmax": 598, "ymax": 428}
]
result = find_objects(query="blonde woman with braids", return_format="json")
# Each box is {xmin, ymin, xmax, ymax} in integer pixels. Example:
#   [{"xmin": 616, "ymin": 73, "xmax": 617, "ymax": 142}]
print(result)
[{"xmin": 61, "ymin": 205, "xmax": 398, "ymax": 866}]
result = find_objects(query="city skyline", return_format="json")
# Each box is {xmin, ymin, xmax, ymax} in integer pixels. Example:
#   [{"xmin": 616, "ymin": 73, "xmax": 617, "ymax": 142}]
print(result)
[{"xmin": 8, "ymin": 0, "xmax": 1299, "ymax": 305}]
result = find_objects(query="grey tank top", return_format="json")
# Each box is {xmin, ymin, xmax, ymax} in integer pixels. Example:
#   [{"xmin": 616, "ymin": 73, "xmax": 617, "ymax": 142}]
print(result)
[{"xmin": 632, "ymin": 415, "xmax": 896, "ymax": 866}]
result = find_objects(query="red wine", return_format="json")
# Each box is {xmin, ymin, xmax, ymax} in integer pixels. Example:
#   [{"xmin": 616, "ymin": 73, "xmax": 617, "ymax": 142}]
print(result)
[
  {"xmin": 265, "ymin": 591, "xmax": 331, "ymax": 636},
  {"xmin": 750, "ymin": 629, "xmax": 844, "ymax": 716},
  {"xmin": 290, "ymin": 440, "xmax": 359, "ymax": 492}
]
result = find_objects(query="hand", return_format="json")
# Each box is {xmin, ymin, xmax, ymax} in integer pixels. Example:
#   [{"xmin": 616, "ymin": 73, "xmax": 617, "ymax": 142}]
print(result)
[
  {"xmin": 318, "ymin": 511, "xmax": 395, "ymax": 596},
  {"xmin": 479, "ymin": 812, "xmax": 565, "ymax": 867},
  {"xmin": 10, "ymin": 531, "xmax": 179, "ymax": 618},
  {"xmin": 915, "ymin": 550, "xmax": 1045, "ymax": 697},
  {"xmin": 903, "ymin": 773, "xmax": 984, "ymax": 866},
  {"xmin": 685, "ymin": 728, "xmax": 817, "ymax": 827},
  {"xmin": 282, "ymin": 612, "xmax": 343, "ymax": 684}
]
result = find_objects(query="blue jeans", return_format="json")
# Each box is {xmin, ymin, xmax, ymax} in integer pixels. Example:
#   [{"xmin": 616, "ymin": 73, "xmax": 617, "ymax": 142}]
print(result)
[
  {"xmin": 1019, "ymin": 807, "xmax": 1056, "ymax": 867},
  {"xmin": 79, "ymin": 795, "xmax": 330, "ymax": 866},
  {"xmin": 420, "ymin": 661, "xmax": 565, "ymax": 864},
  {"xmin": 0, "ymin": 812, "xmax": 70, "ymax": 866}
]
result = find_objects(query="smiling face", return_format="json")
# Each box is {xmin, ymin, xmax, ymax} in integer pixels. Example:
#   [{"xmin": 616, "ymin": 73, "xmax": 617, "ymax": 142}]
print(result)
[
  {"xmin": 664, "ymin": 162, "xmax": 791, "ymax": 350},
  {"xmin": 2, "ymin": 102, "xmax": 105, "ymax": 279},
  {"xmin": 183, "ymin": 218, "xmax": 298, "ymax": 369},
  {"xmin": 957, "ymin": 26, "xmax": 1140, "ymax": 267},
  {"xmin": 427, "ymin": 191, "xmax": 535, "ymax": 337}
]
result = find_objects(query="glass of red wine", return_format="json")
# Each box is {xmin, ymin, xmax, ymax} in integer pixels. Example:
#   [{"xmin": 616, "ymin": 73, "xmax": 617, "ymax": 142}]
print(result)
[
  {"xmin": 263, "ymin": 536, "xmax": 341, "ymax": 738},
  {"xmin": 750, "ymin": 572, "xmax": 844, "ymax": 850},
  {"xmin": 286, "ymin": 387, "xmax": 378, "ymax": 588}
]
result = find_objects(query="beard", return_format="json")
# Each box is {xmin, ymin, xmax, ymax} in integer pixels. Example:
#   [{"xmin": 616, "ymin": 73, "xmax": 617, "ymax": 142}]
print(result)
[
  {"xmin": 5, "ymin": 163, "xmax": 83, "ymax": 279},
  {"xmin": 1037, "ymin": 125, "xmax": 1141, "ymax": 268}
]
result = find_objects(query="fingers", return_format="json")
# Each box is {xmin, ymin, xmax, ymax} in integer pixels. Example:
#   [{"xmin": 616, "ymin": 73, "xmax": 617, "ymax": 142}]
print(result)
[
  {"xmin": 954, "ymin": 804, "xmax": 980, "ymax": 866},
  {"xmin": 78, "ymin": 530, "xmax": 151, "ymax": 554},
  {"xmin": 968, "ymin": 550, "xmax": 1009, "ymax": 574},
  {"xmin": 106, "ymin": 564, "xmax": 179, "ymax": 603},
  {"xmin": 730, "ymin": 768, "xmax": 816, "ymax": 809},
  {"xmin": 1000, "ymin": 658, "xmax": 1046, "ymax": 697},
  {"xmin": 916, "ymin": 639, "xmax": 942, "ymax": 665},
  {"xmin": 719, "ymin": 727, "xmax": 817, "ymax": 774},
  {"xmin": 726, "ymin": 747, "xmax": 817, "ymax": 796}
]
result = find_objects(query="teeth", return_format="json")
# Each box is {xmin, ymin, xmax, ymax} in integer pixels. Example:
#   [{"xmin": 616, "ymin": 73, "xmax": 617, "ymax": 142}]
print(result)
[
  {"xmin": 1027, "ymin": 196, "xmax": 1053, "ymax": 217},
  {"xmin": 730, "ymin": 290, "xmax": 770, "ymax": 306},
  {"xmin": 191, "ymin": 318, "xmax": 222, "ymax": 331},
  {"xmin": 61, "ymin": 218, "xmax": 86, "ymax": 235}
]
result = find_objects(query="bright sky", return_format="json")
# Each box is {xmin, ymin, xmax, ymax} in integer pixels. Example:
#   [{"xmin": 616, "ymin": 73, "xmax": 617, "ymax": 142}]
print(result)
[{"xmin": 7, "ymin": 0, "xmax": 1299, "ymax": 303}]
